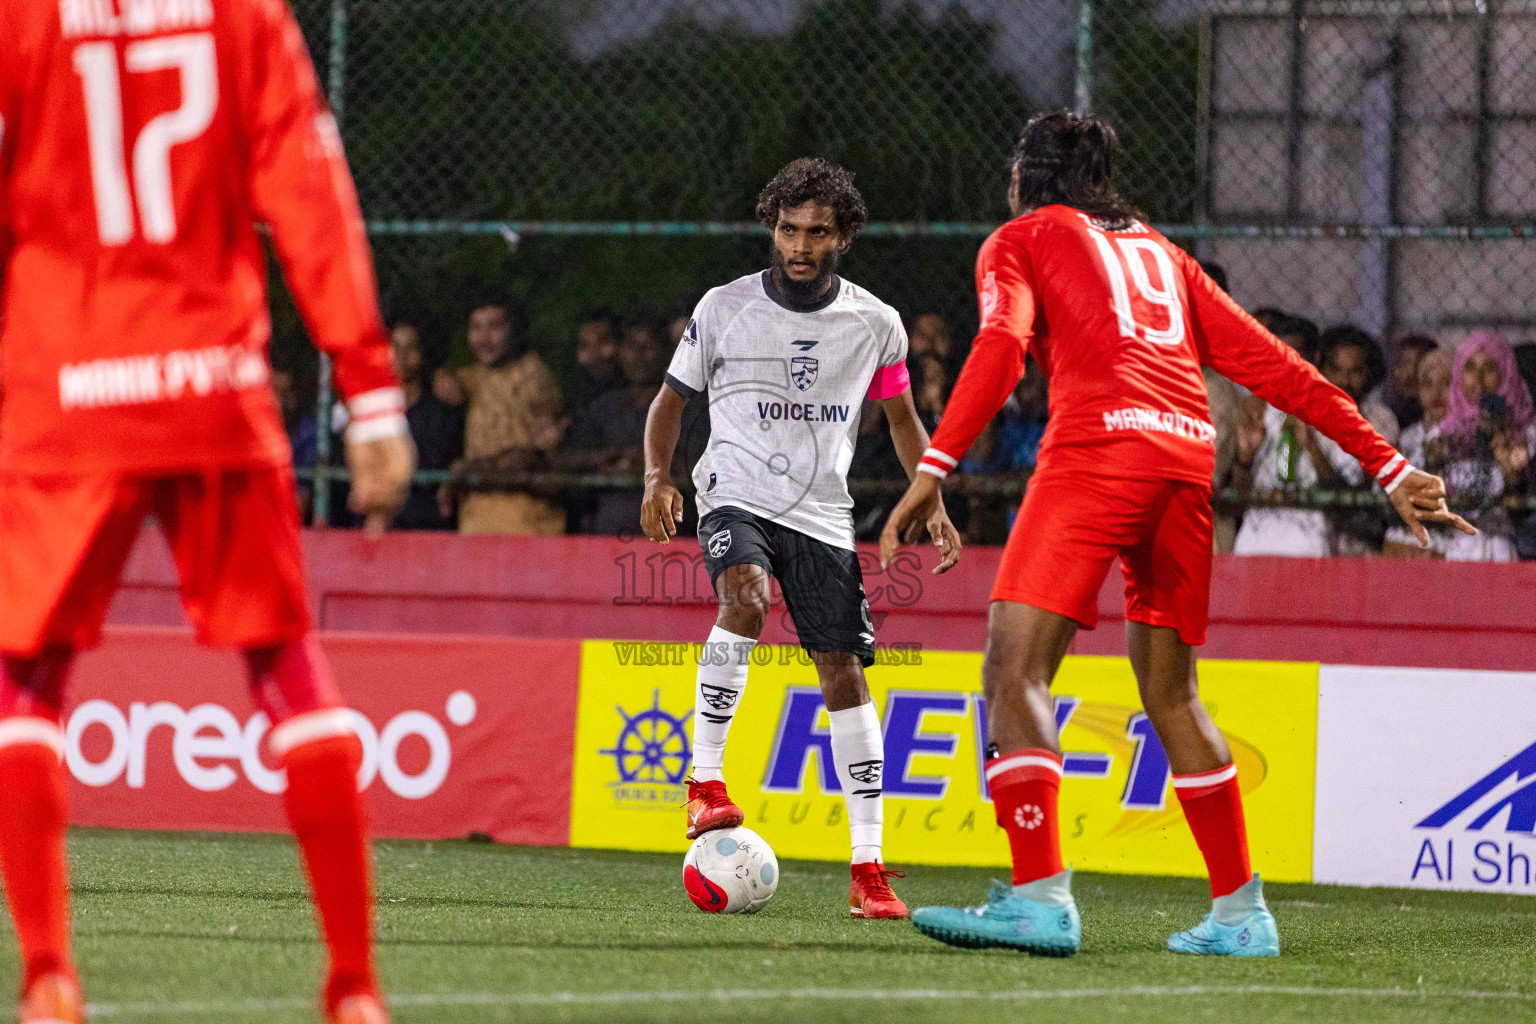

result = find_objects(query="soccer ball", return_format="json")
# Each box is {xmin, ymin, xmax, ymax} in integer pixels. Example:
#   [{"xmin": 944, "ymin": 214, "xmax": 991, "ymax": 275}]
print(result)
[{"xmin": 683, "ymin": 826, "xmax": 779, "ymax": 914}]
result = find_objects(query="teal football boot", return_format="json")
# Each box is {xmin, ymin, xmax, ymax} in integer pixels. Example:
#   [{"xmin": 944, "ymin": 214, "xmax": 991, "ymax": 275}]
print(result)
[
  {"xmin": 1167, "ymin": 875, "xmax": 1280, "ymax": 957},
  {"xmin": 911, "ymin": 868, "xmax": 1080, "ymax": 956}
]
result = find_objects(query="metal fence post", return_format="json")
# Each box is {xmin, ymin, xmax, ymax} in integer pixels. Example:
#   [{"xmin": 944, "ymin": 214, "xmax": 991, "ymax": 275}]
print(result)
[
  {"xmin": 1074, "ymin": 0, "xmax": 1093, "ymax": 116},
  {"xmin": 313, "ymin": 0, "xmax": 348, "ymax": 526}
]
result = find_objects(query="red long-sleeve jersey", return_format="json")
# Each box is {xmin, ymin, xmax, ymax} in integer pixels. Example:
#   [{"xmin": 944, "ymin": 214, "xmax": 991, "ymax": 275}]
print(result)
[
  {"xmin": 920, "ymin": 206, "xmax": 1411, "ymax": 492},
  {"xmin": 0, "ymin": 0, "xmax": 402, "ymax": 474}
]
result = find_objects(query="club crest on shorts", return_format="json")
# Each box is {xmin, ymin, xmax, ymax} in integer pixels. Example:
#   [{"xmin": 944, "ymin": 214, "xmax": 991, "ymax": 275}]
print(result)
[
  {"xmin": 790, "ymin": 355, "xmax": 818, "ymax": 391},
  {"xmin": 708, "ymin": 528, "xmax": 732, "ymax": 558}
]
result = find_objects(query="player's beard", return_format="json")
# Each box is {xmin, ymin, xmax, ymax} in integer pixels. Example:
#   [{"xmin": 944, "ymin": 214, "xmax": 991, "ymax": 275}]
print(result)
[{"xmin": 771, "ymin": 246, "xmax": 840, "ymax": 306}]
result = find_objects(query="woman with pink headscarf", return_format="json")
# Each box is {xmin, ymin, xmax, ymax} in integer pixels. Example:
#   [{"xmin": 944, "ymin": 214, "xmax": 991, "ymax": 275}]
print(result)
[{"xmin": 1423, "ymin": 331, "xmax": 1535, "ymax": 560}]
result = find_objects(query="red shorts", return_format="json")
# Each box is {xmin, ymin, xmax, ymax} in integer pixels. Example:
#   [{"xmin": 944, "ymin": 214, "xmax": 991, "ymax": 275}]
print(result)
[
  {"xmin": 0, "ymin": 467, "xmax": 312, "ymax": 655},
  {"xmin": 992, "ymin": 469, "xmax": 1213, "ymax": 645}
]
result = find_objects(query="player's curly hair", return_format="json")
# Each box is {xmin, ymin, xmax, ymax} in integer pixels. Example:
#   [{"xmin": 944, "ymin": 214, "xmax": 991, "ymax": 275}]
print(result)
[
  {"xmin": 1011, "ymin": 111, "xmax": 1143, "ymax": 229},
  {"xmin": 755, "ymin": 158, "xmax": 868, "ymax": 244}
]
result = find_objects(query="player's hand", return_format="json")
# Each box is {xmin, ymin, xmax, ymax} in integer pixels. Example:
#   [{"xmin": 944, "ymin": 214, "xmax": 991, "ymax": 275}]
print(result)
[
  {"xmin": 641, "ymin": 472, "xmax": 684, "ymax": 543},
  {"xmin": 880, "ymin": 472, "xmax": 958, "ymax": 572},
  {"xmin": 923, "ymin": 497, "xmax": 963, "ymax": 574},
  {"xmin": 1388, "ymin": 468, "xmax": 1476, "ymax": 546},
  {"xmin": 346, "ymin": 433, "xmax": 416, "ymax": 537}
]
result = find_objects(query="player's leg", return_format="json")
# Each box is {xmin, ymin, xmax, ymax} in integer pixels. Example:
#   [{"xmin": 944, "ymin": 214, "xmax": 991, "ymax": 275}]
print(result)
[
  {"xmin": 807, "ymin": 651, "xmax": 907, "ymax": 919},
  {"xmin": 770, "ymin": 520, "xmax": 905, "ymax": 917},
  {"xmin": 911, "ymin": 470, "xmax": 1129, "ymax": 955},
  {"xmin": 246, "ymin": 639, "xmax": 384, "ymax": 1014},
  {"xmin": 155, "ymin": 470, "xmax": 389, "ymax": 1018},
  {"xmin": 0, "ymin": 648, "xmax": 81, "ymax": 1022},
  {"xmin": 0, "ymin": 472, "xmax": 147, "ymax": 1022},
  {"xmin": 692, "ymin": 562, "xmax": 769, "ymax": 784},
  {"xmin": 982, "ymin": 600, "xmax": 1078, "ymax": 886},
  {"xmin": 687, "ymin": 508, "xmax": 774, "ymax": 838},
  {"xmin": 1122, "ymin": 483, "xmax": 1276, "ymax": 957},
  {"xmin": 910, "ymin": 601, "xmax": 1082, "ymax": 953}
]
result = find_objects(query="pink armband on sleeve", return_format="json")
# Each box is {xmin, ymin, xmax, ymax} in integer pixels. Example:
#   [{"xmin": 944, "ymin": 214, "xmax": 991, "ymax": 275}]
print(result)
[{"xmin": 866, "ymin": 361, "xmax": 911, "ymax": 401}]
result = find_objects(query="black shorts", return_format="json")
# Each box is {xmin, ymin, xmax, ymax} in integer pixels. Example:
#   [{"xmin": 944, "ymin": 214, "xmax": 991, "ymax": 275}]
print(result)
[{"xmin": 698, "ymin": 505, "xmax": 875, "ymax": 667}]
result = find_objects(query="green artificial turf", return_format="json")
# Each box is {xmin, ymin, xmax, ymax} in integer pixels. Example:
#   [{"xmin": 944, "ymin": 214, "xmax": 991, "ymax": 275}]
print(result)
[{"xmin": 0, "ymin": 829, "xmax": 1530, "ymax": 1023}]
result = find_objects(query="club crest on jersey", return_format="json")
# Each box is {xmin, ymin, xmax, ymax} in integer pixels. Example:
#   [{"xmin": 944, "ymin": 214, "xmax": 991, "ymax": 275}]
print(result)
[
  {"xmin": 708, "ymin": 529, "xmax": 732, "ymax": 558},
  {"xmin": 791, "ymin": 356, "xmax": 818, "ymax": 391}
]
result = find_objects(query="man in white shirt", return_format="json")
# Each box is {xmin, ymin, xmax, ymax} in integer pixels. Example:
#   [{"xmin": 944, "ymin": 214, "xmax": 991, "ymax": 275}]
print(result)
[{"xmin": 640, "ymin": 159, "xmax": 960, "ymax": 919}]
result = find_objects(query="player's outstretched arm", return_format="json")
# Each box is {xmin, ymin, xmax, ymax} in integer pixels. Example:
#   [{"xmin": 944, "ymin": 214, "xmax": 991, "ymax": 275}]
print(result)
[
  {"xmin": 641, "ymin": 384, "xmax": 687, "ymax": 543},
  {"xmin": 879, "ymin": 390, "xmax": 960, "ymax": 573},
  {"xmin": 1388, "ymin": 468, "xmax": 1477, "ymax": 546},
  {"xmin": 1181, "ymin": 255, "xmax": 1412, "ymax": 494}
]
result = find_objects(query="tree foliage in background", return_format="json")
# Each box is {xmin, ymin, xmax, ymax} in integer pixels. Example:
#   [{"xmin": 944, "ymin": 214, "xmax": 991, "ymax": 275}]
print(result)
[
  {"xmin": 272, "ymin": 0, "xmax": 1197, "ymax": 394},
  {"xmin": 273, "ymin": 0, "xmax": 1052, "ymax": 382}
]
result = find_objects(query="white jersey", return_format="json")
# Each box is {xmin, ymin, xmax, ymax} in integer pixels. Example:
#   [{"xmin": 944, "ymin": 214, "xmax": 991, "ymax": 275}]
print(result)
[{"xmin": 666, "ymin": 271, "xmax": 910, "ymax": 550}]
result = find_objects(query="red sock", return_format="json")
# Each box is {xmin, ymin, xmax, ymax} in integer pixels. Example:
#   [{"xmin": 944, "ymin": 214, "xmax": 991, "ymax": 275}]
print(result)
[
  {"xmin": 987, "ymin": 748, "xmax": 1064, "ymax": 885},
  {"xmin": 0, "ymin": 719, "xmax": 73, "ymax": 989},
  {"xmin": 1173, "ymin": 764, "xmax": 1251, "ymax": 898},
  {"xmin": 273, "ymin": 716, "xmax": 376, "ymax": 1010}
]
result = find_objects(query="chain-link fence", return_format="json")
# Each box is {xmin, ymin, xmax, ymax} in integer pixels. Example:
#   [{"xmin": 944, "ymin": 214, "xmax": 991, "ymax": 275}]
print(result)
[{"xmin": 279, "ymin": 0, "xmax": 1536, "ymax": 553}]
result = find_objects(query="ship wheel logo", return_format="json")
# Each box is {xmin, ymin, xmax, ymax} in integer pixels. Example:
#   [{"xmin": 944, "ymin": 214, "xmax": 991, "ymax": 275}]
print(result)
[{"xmin": 600, "ymin": 689, "xmax": 692, "ymax": 784}]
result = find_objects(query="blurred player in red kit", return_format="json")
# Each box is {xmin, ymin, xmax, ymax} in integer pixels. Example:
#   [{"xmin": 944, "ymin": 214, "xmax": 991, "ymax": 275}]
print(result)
[
  {"xmin": 0, "ymin": 0, "xmax": 415, "ymax": 1020},
  {"xmin": 881, "ymin": 112, "xmax": 1473, "ymax": 958}
]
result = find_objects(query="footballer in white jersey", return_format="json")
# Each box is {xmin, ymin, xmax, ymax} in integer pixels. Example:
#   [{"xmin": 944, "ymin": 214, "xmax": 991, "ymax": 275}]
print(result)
[{"xmin": 641, "ymin": 158, "xmax": 961, "ymax": 920}]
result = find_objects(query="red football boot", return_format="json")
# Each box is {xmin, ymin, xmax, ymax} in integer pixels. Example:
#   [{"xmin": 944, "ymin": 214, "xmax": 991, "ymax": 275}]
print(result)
[
  {"xmin": 685, "ymin": 778, "xmax": 743, "ymax": 840},
  {"xmin": 850, "ymin": 862, "xmax": 909, "ymax": 919},
  {"xmin": 328, "ymin": 992, "xmax": 390, "ymax": 1024},
  {"xmin": 18, "ymin": 972, "xmax": 83, "ymax": 1024}
]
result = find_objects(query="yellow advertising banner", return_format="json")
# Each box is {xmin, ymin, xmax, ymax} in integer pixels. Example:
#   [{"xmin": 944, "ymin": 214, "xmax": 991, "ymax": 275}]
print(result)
[{"xmin": 571, "ymin": 641, "xmax": 1318, "ymax": 882}]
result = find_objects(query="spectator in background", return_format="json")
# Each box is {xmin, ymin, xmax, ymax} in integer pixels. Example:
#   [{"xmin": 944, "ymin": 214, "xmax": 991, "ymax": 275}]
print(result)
[
  {"xmin": 271, "ymin": 367, "xmax": 318, "ymax": 472},
  {"xmin": 1196, "ymin": 261, "xmax": 1241, "ymax": 550},
  {"xmin": 443, "ymin": 297, "xmax": 567, "ymax": 535},
  {"xmin": 574, "ymin": 310, "xmax": 623, "ymax": 404},
  {"xmin": 908, "ymin": 313, "xmax": 954, "ymax": 367},
  {"xmin": 1372, "ymin": 335, "xmax": 1437, "ymax": 430},
  {"xmin": 1399, "ymin": 346, "xmax": 1453, "ymax": 467},
  {"xmin": 561, "ymin": 317, "xmax": 669, "ymax": 534},
  {"xmin": 959, "ymin": 357, "xmax": 1048, "ymax": 475},
  {"xmin": 956, "ymin": 359, "xmax": 1050, "ymax": 545},
  {"xmin": 390, "ymin": 320, "xmax": 464, "ymax": 530},
  {"xmin": 272, "ymin": 367, "xmax": 319, "ymax": 518},
  {"xmin": 1253, "ymin": 309, "xmax": 1320, "ymax": 365},
  {"xmin": 912, "ymin": 355, "xmax": 949, "ymax": 433},
  {"xmin": 1318, "ymin": 326, "xmax": 1399, "ymax": 445},
  {"xmin": 1384, "ymin": 346, "xmax": 1453, "ymax": 557},
  {"xmin": 849, "ymin": 400, "xmax": 907, "ymax": 540},
  {"xmin": 1316, "ymin": 326, "xmax": 1398, "ymax": 552},
  {"xmin": 1426, "ymin": 330, "xmax": 1535, "ymax": 561},
  {"xmin": 1515, "ymin": 342, "xmax": 1536, "ymax": 400}
]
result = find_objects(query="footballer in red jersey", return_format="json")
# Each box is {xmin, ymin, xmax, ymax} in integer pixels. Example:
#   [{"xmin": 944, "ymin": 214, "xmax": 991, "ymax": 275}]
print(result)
[
  {"xmin": 881, "ymin": 112, "xmax": 1473, "ymax": 958},
  {"xmin": 0, "ymin": 0, "xmax": 414, "ymax": 1019}
]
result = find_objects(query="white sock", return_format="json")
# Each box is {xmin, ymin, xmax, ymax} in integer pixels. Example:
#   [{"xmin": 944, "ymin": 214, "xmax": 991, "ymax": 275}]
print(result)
[
  {"xmin": 690, "ymin": 625, "xmax": 754, "ymax": 783},
  {"xmin": 1013, "ymin": 867, "xmax": 1074, "ymax": 906},
  {"xmin": 829, "ymin": 701, "xmax": 884, "ymax": 864}
]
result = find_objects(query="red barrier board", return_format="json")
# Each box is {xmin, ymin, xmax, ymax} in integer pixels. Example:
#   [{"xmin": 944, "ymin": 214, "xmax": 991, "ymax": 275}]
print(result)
[
  {"xmin": 109, "ymin": 527, "xmax": 1536, "ymax": 670},
  {"xmin": 64, "ymin": 627, "xmax": 581, "ymax": 845}
]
